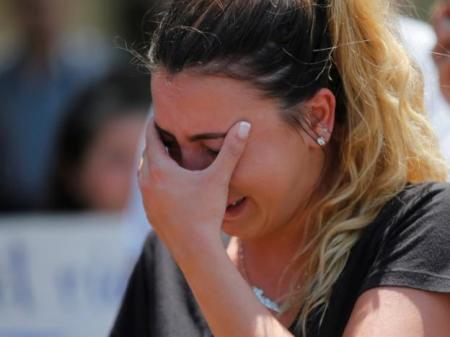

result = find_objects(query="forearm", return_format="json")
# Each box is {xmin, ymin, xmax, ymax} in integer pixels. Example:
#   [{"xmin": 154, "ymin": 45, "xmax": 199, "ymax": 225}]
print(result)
[{"xmin": 174, "ymin": 236, "xmax": 294, "ymax": 337}]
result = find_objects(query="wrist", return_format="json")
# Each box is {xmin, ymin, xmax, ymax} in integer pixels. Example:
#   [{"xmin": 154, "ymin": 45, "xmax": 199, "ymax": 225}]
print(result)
[{"xmin": 170, "ymin": 231, "xmax": 226, "ymax": 272}]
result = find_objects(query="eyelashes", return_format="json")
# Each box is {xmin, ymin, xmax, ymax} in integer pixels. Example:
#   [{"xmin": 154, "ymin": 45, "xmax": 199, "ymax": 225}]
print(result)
[
  {"xmin": 163, "ymin": 141, "xmax": 182, "ymax": 160},
  {"xmin": 206, "ymin": 148, "xmax": 220, "ymax": 158},
  {"xmin": 156, "ymin": 127, "xmax": 221, "ymax": 161},
  {"xmin": 162, "ymin": 140, "xmax": 219, "ymax": 159}
]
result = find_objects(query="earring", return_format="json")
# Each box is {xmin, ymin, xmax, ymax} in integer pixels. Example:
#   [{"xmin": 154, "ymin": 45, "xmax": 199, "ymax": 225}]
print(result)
[
  {"xmin": 317, "ymin": 136, "xmax": 326, "ymax": 146},
  {"xmin": 316, "ymin": 123, "xmax": 330, "ymax": 146}
]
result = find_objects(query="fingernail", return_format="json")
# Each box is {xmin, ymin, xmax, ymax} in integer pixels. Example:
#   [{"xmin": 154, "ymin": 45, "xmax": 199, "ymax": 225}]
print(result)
[{"xmin": 238, "ymin": 122, "xmax": 251, "ymax": 139}]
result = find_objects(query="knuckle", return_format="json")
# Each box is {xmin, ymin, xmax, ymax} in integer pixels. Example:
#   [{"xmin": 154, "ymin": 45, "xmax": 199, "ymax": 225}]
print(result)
[
  {"xmin": 203, "ymin": 171, "xmax": 217, "ymax": 184},
  {"xmin": 148, "ymin": 163, "xmax": 167, "ymax": 183},
  {"xmin": 139, "ymin": 162, "xmax": 168, "ymax": 188}
]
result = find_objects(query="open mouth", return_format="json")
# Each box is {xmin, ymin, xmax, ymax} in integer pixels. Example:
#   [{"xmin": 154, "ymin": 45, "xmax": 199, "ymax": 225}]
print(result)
[{"xmin": 225, "ymin": 197, "xmax": 247, "ymax": 217}]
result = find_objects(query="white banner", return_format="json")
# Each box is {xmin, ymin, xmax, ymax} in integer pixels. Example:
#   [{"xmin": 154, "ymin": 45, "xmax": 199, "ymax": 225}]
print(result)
[{"xmin": 0, "ymin": 214, "xmax": 144, "ymax": 337}]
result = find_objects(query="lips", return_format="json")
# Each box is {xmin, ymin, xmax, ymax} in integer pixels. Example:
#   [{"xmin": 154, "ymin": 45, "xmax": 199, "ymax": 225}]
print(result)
[
  {"xmin": 227, "ymin": 196, "xmax": 246, "ymax": 209},
  {"xmin": 225, "ymin": 196, "xmax": 247, "ymax": 219}
]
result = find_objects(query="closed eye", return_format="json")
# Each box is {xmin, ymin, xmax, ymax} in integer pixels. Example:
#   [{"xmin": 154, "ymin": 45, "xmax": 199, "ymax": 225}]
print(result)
[
  {"xmin": 206, "ymin": 147, "xmax": 220, "ymax": 158},
  {"xmin": 162, "ymin": 140, "xmax": 181, "ymax": 160}
]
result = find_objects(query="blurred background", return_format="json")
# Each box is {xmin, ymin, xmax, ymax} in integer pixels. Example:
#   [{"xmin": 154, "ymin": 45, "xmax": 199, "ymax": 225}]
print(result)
[{"xmin": 1, "ymin": 0, "xmax": 450, "ymax": 337}]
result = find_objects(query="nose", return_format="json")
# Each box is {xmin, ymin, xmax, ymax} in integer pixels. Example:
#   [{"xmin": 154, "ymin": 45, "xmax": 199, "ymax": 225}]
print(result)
[{"xmin": 179, "ymin": 148, "xmax": 212, "ymax": 171}]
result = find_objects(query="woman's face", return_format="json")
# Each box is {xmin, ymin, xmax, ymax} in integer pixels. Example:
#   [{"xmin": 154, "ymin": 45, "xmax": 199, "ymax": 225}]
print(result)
[
  {"xmin": 151, "ymin": 70, "xmax": 326, "ymax": 240},
  {"xmin": 77, "ymin": 114, "xmax": 146, "ymax": 212}
]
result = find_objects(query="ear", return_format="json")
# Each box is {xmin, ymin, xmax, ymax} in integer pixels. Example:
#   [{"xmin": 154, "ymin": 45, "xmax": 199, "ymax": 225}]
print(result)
[{"xmin": 302, "ymin": 88, "xmax": 336, "ymax": 147}]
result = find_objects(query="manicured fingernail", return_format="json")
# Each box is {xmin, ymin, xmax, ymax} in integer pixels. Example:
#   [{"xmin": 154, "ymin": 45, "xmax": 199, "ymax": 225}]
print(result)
[{"xmin": 238, "ymin": 122, "xmax": 251, "ymax": 139}]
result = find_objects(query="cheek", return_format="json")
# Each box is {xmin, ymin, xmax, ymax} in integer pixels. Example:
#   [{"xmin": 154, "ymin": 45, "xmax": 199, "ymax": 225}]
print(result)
[
  {"xmin": 230, "ymin": 137, "xmax": 302, "ymax": 192},
  {"xmin": 230, "ymin": 136, "xmax": 321, "ymax": 209}
]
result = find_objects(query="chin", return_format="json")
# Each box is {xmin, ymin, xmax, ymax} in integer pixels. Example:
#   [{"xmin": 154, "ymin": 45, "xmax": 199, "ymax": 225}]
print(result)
[
  {"xmin": 221, "ymin": 220, "xmax": 243, "ymax": 237},
  {"xmin": 221, "ymin": 217, "xmax": 264, "ymax": 240}
]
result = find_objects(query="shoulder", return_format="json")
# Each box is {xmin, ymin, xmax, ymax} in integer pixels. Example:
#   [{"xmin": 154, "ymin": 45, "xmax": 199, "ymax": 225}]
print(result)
[
  {"xmin": 350, "ymin": 182, "xmax": 450, "ymax": 294},
  {"xmin": 367, "ymin": 182, "xmax": 450, "ymax": 242},
  {"xmin": 341, "ymin": 183, "xmax": 450, "ymax": 337},
  {"xmin": 397, "ymin": 181, "xmax": 450, "ymax": 202},
  {"xmin": 378, "ymin": 182, "xmax": 450, "ymax": 227},
  {"xmin": 331, "ymin": 184, "xmax": 449, "ymax": 288}
]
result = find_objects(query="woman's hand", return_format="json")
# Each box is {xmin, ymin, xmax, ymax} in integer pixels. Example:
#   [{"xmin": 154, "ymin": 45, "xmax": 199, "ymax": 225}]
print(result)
[{"xmin": 138, "ymin": 117, "xmax": 251, "ymax": 260}]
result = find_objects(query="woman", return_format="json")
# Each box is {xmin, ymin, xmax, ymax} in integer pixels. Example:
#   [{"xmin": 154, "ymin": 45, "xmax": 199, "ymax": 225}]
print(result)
[
  {"xmin": 49, "ymin": 68, "xmax": 149, "ymax": 212},
  {"xmin": 110, "ymin": 0, "xmax": 450, "ymax": 336}
]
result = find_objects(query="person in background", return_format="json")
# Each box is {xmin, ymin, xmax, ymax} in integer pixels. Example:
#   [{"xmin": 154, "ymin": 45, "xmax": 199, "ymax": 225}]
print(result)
[
  {"xmin": 118, "ymin": 0, "xmax": 169, "ymax": 253},
  {"xmin": 430, "ymin": 0, "xmax": 450, "ymax": 163},
  {"xmin": 48, "ymin": 68, "xmax": 150, "ymax": 212},
  {"xmin": 432, "ymin": 1, "xmax": 450, "ymax": 103},
  {"xmin": 395, "ymin": 2, "xmax": 450, "ymax": 165},
  {"xmin": 0, "ymin": 0, "xmax": 106, "ymax": 212}
]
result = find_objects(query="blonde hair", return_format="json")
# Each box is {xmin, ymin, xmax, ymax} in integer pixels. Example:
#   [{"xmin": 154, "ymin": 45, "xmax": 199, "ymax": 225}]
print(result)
[{"xmin": 288, "ymin": 0, "xmax": 448, "ymax": 334}]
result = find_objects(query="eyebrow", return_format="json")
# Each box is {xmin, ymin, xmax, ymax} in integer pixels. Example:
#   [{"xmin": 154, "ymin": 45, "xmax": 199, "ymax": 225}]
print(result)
[{"xmin": 155, "ymin": 122, "xmax": 226, "ymax": 142}]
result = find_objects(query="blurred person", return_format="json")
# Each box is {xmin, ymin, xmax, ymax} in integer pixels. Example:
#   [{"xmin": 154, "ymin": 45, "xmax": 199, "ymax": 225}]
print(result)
[
  {"xmin": 48, "ymin": 68, "xmax": 150, "ymax": 212},
  {"xmin": 431, "ymin": 0, "xmax": 450, "ymax": 162},
  {"xmin": 114, "ymin": 0, "xmax": 171, "ymax": 250},
  {"xmin": 398, "ymin": 14, "xmax": 445, "ymax": 116},
  {"xmin": 394, "ymin": 2, "xmax": 450, "ymax": 164},
  {"xmin": 0, "ymin": 0, "xmax": 106, "ymax": 212},
  {"xmin": 433, "ymin": 0, "xmax": 450, "ymax": 103}
]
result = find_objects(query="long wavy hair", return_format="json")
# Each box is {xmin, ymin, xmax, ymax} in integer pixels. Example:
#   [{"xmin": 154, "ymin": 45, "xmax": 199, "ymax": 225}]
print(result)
[{"xmin": 148, "ymin": 0, "xmax": 448, "ymax": 334}]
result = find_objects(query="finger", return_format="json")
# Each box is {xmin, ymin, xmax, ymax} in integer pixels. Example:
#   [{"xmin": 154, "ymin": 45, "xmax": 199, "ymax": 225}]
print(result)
[
  {"xmin": 138, "ymin": 147, "xmax": 149, "ymax": 181},
  {"xmin": 208, "ymin": 121, "xmax": 251, "ymax": 182},
  {"xmin": 138, "ymin": 149, "xmax": 145, "ymax": 171}
]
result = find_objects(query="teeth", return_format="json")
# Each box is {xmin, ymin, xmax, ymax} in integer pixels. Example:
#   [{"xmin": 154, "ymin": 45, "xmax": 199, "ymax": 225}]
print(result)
[{"xmin": 229, "ymin": 197, "xmax": 245, "ymax": 207}]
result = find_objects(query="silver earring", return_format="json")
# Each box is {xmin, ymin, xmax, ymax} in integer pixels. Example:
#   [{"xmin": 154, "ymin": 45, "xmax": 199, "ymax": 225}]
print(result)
[{"xmin": 317, "ymin": 136, "xmax": 326, "ymax": 146}]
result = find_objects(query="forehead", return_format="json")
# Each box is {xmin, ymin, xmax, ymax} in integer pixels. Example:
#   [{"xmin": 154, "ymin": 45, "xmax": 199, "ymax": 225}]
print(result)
[{"xmin": 151, "ymin": 70, "xmax": 280, "ymax": 133}]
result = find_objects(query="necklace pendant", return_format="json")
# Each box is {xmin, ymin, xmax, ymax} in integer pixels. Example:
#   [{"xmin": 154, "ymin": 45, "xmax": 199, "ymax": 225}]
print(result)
[{"xmin": 252, "ymin": 287, "xmax": 281, "ymax": 313}]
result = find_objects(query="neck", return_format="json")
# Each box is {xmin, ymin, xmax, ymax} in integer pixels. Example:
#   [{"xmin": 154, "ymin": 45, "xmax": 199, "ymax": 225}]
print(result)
[
  {"xmin": 232, "ymin": 218, "xmax": 307, "ymax": 300},
  {"xmin": 245, "ymin": 233, "xmax": 300, "ymax": 273}
]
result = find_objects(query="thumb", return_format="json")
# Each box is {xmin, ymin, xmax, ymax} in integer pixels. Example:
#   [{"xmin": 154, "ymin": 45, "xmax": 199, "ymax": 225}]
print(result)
[{"xmin": 208, "ymin": 121, "xmax": 251, "ymax": 182}]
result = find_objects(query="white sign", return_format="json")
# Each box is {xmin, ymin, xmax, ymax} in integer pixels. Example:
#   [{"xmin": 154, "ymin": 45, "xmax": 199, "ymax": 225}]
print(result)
[{"xmin": 0, "ymin": 214, "xmax": 144, "ymax": 337}]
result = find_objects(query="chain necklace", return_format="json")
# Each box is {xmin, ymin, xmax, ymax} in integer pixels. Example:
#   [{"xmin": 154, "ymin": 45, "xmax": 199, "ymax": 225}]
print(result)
[{"xmin": 238, "ymin": 240, "xmax": 282, "ymax": 313}]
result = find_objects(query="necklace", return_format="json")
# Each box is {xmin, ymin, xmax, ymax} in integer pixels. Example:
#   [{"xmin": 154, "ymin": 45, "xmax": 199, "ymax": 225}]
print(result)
[{"xmin": 238, "ymin": 240, "xmax": 282, "ymax": 313}]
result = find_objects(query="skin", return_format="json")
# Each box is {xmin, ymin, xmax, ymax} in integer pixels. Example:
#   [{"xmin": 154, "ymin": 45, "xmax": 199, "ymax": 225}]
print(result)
[
  {"xmin": 76, "ymin": 113, "xmax": 146, "ymax": 211},
  {"xmin": 149, "ymin": 70, "xmax": 335, "ymax": 321},
  {"xmin": 343, "ymin": 287, "xmax": 450, "ymax": 337},
  {"xmin": 150, "ymin": 70, "xmax": 333, "ymax": 240},
  {"xmin": 139, "ymin": 70, "xmax": 450, "ymax": 336},
  {"xmin": 432, "ymin": 2, "xmax": 450, "ymax": 103}
]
